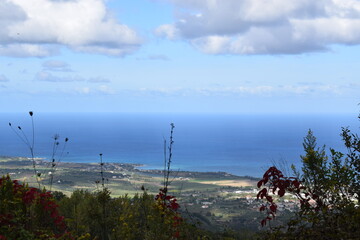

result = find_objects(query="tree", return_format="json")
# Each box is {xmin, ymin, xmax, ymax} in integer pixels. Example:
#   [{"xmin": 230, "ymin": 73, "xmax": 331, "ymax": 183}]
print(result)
[{"xmin": 257, "ymin": 128, "xmax": 360, "ymax": 239}]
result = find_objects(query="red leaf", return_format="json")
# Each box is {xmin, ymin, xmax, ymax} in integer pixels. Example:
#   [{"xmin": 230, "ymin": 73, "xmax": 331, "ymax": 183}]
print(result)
[
  {"xmin": 293, "ymin": 180, "xmax": 300, "ymax": 188},
  {"xmin": 278, "ymin": 188, "xmax": 285, "ymax": 197},
  {"xmin": 261, "ymin": 219, "xmax": 266, "ymax": 227},
  {"xmin": 257, "ymin": 180, "xmax": 263, "ymax": 188},
  {"xmin": 260, "ymin": 188, "xmax": 267, "ymax": 199},
  {"xmin": 270, "ymin": 204, "xmax": 277, "ymax": 213},
  {"xmin": 263, "ymin": 178, "xmax": 268, "ymax": 185},
  {"xmin": 266, "ymin": 196, "xmax": 273, "ymax": 202}
]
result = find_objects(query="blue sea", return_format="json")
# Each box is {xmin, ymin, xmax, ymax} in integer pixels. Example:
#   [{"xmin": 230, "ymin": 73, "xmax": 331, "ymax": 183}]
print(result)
[{"xmin": 0, "ymin": 113, "xmax": 358, "ymax": 177}]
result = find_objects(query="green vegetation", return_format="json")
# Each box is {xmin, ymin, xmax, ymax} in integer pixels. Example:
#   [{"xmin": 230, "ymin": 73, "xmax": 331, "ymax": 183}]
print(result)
[{"xmin": 257, "ymin": 128, "xmax": 360, "ymax": 239}]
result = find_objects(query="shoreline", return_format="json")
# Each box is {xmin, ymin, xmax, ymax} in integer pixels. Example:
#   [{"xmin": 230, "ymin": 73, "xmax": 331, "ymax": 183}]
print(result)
[
  {"xmin": 0, "ymin": 155, "xmax": 258, "ymax": 180},
  {"xmin": 1, "ymin": 156, "xmax": 259, "ymax": 196}
]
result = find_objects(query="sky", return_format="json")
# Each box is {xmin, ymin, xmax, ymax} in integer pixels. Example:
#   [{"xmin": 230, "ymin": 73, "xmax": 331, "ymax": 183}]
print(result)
[{"xmin": 0, "ymin": 0, "xmax": 360, "ymax": 114}]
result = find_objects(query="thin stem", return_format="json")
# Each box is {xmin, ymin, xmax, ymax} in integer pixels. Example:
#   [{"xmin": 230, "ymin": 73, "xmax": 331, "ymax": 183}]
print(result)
[
  {"xmin": 163, "ymin": 138, "xmax": 167, "ymax": 190},
  {"xmin": 9, "ymin": 116, "xmax": 40, "ymax": 188},
  {"xmin": 49, "ymin": 137, "xmax": 68, "ymax": 191},
  {"xmin": 163, "ymin": 123, "xmax": 175, "ymax": 201},
  {"xmin": 100, "ymin": 153, "xmax": 104, "ymax": 190},
  {"xmin": 18, "ymin": 127, "xmax": 32, "ymax": 148},
  {"xmin": 31, "ymin": 114, "xmax": 35, "ymax": 150},
  {"xmin": 9, "ymin": 124, "xmax": 28, "ymax": 146}
]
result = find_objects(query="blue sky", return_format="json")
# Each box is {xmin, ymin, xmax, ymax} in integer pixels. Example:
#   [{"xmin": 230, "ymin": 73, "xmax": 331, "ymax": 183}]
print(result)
[{"xmin": 0, "ymin": 0, "xmax": 359, "ymax": 113}]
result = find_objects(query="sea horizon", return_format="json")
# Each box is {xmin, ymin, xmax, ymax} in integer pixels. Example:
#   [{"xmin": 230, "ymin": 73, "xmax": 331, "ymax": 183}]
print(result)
[{"xmin": 1, "ymin": 112, "xmax": 358, "ymax": 177}]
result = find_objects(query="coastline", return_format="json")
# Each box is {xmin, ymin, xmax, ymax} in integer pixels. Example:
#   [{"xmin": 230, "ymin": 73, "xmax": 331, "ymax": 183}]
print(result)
[{"xmin": 0, "ymin": 156, "xmax": 258, "ymax": 196}]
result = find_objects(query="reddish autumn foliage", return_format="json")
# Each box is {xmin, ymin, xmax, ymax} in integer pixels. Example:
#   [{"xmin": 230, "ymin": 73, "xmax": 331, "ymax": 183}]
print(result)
[
  {"xmin": 155, "ymin": 188, "xmax": 183, "ymax": 238},
  {"xmin": 155, "ymin": 188, "xmax": 181, "ymax": 211},
  {"xmin": 0, "ymin": 175, "xmax": 70, "ymax": 239},
  {"xmin": 257, "ymin": 166, "xmax": 308, "ymax": 226}
]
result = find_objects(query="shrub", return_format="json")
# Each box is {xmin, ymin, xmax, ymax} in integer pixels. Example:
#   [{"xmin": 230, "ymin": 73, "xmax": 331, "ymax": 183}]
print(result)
[
  {"xmin": 257, "ymin": 130, "xmax": 360, "ymax": 239},
  {"xmin": 0, "ymin": 175, "xmax": 71, "ymax": 240}
]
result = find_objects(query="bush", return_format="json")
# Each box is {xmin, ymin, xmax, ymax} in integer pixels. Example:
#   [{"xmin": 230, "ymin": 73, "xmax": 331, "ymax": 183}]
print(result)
[
  {"xmin": 257, "ymin": 129, "xmax": 360, "ymax": 239},
  {"xmin": 58, "ymin": 188, "xmax": 212, "ymax": 240},
  {"xmin": 0, "ymin": 175, "xmax": 70, "ymax": 240}
]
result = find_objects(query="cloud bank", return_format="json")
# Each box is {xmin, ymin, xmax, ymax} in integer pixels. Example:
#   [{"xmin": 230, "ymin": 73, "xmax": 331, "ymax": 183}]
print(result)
[
  {"xmin": 157, "ymin": 0, "xmax": 360, "ymax": 55},
  {"xmin": 0, "ymin": 0, "xmax": 141, "ymax": 57}
]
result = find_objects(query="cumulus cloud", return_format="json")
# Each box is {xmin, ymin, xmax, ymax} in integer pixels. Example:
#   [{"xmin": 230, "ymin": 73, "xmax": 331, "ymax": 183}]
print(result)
[
  {"xmin": 157, "ymin": 0, "xmax": 360, "ymax": 54},
  {"xmin": 0, "ymin": 74, "xmax": 9, "ymax": 82},
  {"xmin": 0, "ymin": 0, "xmax": 141, "ymax": 57}
]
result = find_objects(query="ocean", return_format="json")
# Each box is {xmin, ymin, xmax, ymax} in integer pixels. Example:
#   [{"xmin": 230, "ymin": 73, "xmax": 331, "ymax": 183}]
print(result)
[{"xmin": 0, "ymin": 112, "xmax": 358, "ymax": 177}]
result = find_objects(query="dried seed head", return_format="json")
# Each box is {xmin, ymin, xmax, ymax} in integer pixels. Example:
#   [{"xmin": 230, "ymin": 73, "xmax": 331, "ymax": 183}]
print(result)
[
  {"xmin": 18, "ymin": 126, "xmax": 21, "ymax": 130},
  {"xmin": 29, "ymin": 111, "xmax": 33, "ymax": 116},
  {"xmin": 65, "ymin": 137, "xmax": 69, "ymax": 142},
  {"xmin": 99, "ymin": 153, "xmax": 103, "ymax": 156},
  {"xmin": 53, "ymin": 134, "xmax": 59, "ymax": 140},
  {"xmin": 8, "ymin": 122, "xmax": 11, "ymax": 126}
]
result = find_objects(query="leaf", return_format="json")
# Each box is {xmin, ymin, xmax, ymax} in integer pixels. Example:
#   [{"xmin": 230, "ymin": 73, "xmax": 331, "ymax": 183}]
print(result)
[
  {"xmin": 270, "ymin": 204, "xmax": 277, "ymax": 213},
  {"xmin": 278, "ymin": 188, "xmax": 285, "ymax": 197},
  {"xmin": 261, "ymin": 219, "xmax": 266, "ymax": 227},
  {"xmin": 293, "ymin": 180, "xmax": 300, "ymax": 188}
]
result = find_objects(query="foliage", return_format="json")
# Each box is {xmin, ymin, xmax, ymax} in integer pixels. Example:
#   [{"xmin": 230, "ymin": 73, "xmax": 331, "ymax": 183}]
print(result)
[
  {"xmin": 0, "ymin": 175, "xmax": 71, "ymax": 240},
  {"xmin": 58, "ymin": 188, "xmax": 212, "ymax": 240},
  {"xmin": 257, "ymin": 129, "xmax": 360, "ymax": 239}
]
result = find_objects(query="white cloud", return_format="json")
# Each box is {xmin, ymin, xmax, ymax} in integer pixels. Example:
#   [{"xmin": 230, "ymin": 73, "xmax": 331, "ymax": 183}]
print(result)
[
  {"xmin": 35, "ymin": 71, "xmax": 111, "ymax": 83},
  {"xmin": 76, "ymin": 87, "xmax": 91, "ymax": 94},
  {"xmin": 158, "ymin": 0, "xmax": 360, "ymax": 54},
  {"xmin": 42, "ymin": 60, "xmax": 72, "ymax": 72},
  {"xmin": 135, "ymin": 84, "xmax": 353, "ymax": 97},
  {"xmin": 137, "ymin": 54, "xmax": 171, "ymax": 61},
  {"xmin": 0, "ymin": 44, "xmax": 59, "ymax": 57},
  {"xmin": 75, "ymin": 85, "xmax": 115, "ymax": 94},
  {"xmin": 155, "ymin": 24, "xmax": 179, "ymax": 40},
  {"xmin": 0, "ymin": 0, "xmax": 141, "ymax": 57},
  {"xmin": 98, "ymin": 85, "xmax": 115, "ymax": 94},
  {"xmin": 35, "ymin": 71, "xmax": 82, "ymax": 82},
  {"xmin": 87, "ymin": 77, "xmax": 111, "ymax": 83}
]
